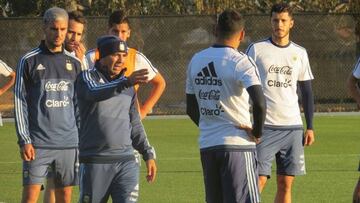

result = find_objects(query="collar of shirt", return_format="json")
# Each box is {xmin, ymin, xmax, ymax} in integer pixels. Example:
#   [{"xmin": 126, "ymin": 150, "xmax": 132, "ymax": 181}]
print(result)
[{"xmin": 39, "ymin": 40, "xmax": 64, "ymax": 55}]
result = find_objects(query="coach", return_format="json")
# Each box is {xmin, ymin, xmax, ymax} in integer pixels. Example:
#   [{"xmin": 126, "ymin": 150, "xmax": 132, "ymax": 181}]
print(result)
[{"xmin": 76, "ymin": 35, "xmax": 156, "ymax": 203}]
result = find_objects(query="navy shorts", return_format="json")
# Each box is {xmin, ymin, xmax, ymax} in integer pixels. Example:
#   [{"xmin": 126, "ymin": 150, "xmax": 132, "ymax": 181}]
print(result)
[
  {"xmin": 200, "ymin": 150, "xmax": 260, "ymax": 203},
  {"xmin": 79, "ymin": 160, "xmax": 139, "ymax": 203},
  {"xmin": 23, "ymin": 148, "xmax": 79, "ymax": 187},
  {"xmin": 256, "ymin": 127, "xmax": 305, "ymax": 177}
]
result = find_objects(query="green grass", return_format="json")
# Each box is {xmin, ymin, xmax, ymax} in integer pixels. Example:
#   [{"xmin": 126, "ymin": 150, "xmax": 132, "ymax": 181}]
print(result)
[{"xmin": 0, "ymin": 115, "xmax": 359, "ymax": 202}]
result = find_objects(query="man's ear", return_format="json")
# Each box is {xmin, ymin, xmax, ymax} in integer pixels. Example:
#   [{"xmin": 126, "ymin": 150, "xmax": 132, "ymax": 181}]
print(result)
[
  {"xmin": 239, "ymin": 30, "xmax": 245, "ymax": 42},
  {"xmin": 290, "ymin": 19, "xmax": 294, "ymax": 29}
]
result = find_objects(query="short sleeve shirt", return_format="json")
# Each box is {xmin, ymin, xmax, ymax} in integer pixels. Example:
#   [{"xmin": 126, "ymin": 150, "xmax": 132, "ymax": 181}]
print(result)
[
  {"xmin": 0, "ymin": 60, "xmax": 13, "ymax": 77},
  {"xmin": 186, "ymin": 46, "xmax": 261, "ymax": 149},
  {"xmin": 246, "ymin": 38, "xmax": 314, "ymax": 126}
]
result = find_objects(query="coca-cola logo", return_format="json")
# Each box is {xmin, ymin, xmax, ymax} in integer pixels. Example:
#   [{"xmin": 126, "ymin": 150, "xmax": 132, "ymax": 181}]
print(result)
[
  {"xmin": 268, "ymin": 65, "xmax": 292, "ymax": 75},
  {"xmin": 198, "ymin": 89, "xmax": 220, "ymax": 100},
  {"xmin": 45, "ymin": 81, "xmax": 70, "ymax": 92}
]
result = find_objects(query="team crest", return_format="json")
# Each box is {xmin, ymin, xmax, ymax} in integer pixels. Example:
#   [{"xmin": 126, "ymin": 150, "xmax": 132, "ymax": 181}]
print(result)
[
  {"xmin": 82, "ymin": 195, "xmax": 90, "ymax": 203},
  {"xmin": 119, "ymin": 42, "xmax": 126, "ymax": 52},
  {"xmin": 23, "ymin": 170, "xmax": 29, "ymax": 178},
  {"xmin": 292, "ymin": 55, "xmax": 298, "ymax": 61},
  {"xmin": 66, "ymin": 60, "xmax": 73, "ymax": 71}
]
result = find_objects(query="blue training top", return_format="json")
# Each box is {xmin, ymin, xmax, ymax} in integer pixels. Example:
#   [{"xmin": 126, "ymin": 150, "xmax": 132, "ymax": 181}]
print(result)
[
  {"xmin": 76, "ymin": 66, "xmax": 156, "ymax": 163},
  {"xmin": 14, "ymin": 40, "xmax": 82, "ymax": 149}
]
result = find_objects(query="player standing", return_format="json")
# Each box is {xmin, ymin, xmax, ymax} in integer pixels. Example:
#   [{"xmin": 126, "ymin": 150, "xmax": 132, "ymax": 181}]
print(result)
[
  {"xmin": 186, "ymin": 9, "xmax": 266, "ymax": 203},
  {"xmin": 14, "ymin": 7, "xmax": 81, "ymax": 203},
  {"xmin": 86, "ymin": 10, "xmax": 165, "ymax": 119},
  {"xmin": 65, "ymin": 10, "xmax": 88, "ymax": 70},
  {"xmin": 42, "ymin": 10, "xmax": 88, "ymax": 203},
  {"xmin": 77, "ymin": 35, "xmax": 156, "ymax": 202},
  {"xmin": 346, "ymin": 57, "xmax": 360, "ymax": 203},
  {"xmin": 246, "ymin": 3, "xmax": 315, "ymax": 203}
]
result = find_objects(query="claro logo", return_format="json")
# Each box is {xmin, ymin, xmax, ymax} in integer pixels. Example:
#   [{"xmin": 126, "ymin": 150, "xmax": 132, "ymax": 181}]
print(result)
[
  {"xmin": 46, "ymin": 96, "xmax": 70, "ymax": 108},
  {"xmin": 200, "ymin": 104, "xmax": 224, "ymax": 116},
  {"xmin": 45, "ymin": 81, "xmax": 70, "ymax": 92}
]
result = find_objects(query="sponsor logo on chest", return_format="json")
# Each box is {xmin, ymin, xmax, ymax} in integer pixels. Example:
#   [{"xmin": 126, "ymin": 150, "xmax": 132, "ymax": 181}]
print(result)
[
  {"xmin": 268, "ymin": 65, "xmax": 292, "ymax": 75},
  {"xmin": 194, "ymin": 62, "xmax": 222, "ymax": 86},
  {"xmin": 267, "ymin": 64, "xmax": 293, "ymax": 88},
  {"xmin": 44, "ymin": 81, "xmax": 71, "ymax": 108},
  {"xmin": 198, "ymin": 89, "xmax": 220, "ymax": 101},
  {"xmin": 200, "ymin": 104, "xmax": 224, "ymax": 116},
  {"xmin": 46, "ymin": 96, "xmax": 70, "ymax": 108},
  {"xmin": 45, "ymin": 81, "xmax": 70, "ymax": 92}
]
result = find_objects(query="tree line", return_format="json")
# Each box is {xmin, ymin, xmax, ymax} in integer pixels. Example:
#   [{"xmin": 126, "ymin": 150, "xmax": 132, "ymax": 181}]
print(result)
[
  {"xmin": 0, "ymin": 0, "xmax": 358, "ymax": 54},
  {"xmin": 0, "ymin": 0, "xmax": 358, "ymax": 17}
]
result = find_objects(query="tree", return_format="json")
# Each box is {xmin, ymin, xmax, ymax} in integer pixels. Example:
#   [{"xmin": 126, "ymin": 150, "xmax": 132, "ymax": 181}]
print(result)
[
  {"xmin": 0, "ymin": 0, "xmax": 357, "ymax": 18},
  {"xmin": 349, "ymin": 0, "xmax": 360, "ymax": 57}
]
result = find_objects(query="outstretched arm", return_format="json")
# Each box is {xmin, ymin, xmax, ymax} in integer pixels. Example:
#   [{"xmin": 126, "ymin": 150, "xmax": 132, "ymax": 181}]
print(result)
[
  {"xmin": 139, "ymin": 72, "xmax": 166, "ymax": 119},
  {"xmin": 0, "ymin": 71, "xmax": 15, "ymax": 96},
  {"xmin": 77, "ymin": 69, "xmax": 149, "ymax": 102}
]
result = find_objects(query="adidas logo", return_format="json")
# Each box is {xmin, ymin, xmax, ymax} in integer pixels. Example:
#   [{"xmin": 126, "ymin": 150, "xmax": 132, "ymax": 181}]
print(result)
[
  {"xmin": 36, "ymin": 64, "xmax": 46, "ymax": 70},
  {"xmin": 195, "ymin": 62, "xmax": 222, "ymax": 86}
]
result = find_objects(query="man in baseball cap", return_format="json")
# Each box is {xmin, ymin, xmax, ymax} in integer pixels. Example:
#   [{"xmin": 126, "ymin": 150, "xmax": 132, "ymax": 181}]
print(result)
[
  {"xmin": 76, "ymin": 35, "xmax": 156, "ymax": 202},
  {"xmin": 94, "ymin": 35, "xmax": 130, "ymax": 79}
]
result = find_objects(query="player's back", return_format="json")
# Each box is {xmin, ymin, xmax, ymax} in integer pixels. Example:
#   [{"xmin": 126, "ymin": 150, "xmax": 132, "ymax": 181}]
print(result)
[{"xmin": 186, "ymin": 46, "xmax": 261, "ymax": 149}]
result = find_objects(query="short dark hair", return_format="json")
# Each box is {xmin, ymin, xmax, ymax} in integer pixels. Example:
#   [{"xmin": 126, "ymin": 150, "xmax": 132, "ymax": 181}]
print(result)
[
  {"xmin": 108, "ymin": 10, "xmax": 130, "ymax": 28},
  {"xmin": 270, "ymin": 3, "xmax": 293, "ymax": 18},
  {"xmin": 216, "ymin": 9, "xmax": 244, "ymax": 39},
  {"xmin": 68, "ymin": 10, "xmax": 86, "ymax": 25}
]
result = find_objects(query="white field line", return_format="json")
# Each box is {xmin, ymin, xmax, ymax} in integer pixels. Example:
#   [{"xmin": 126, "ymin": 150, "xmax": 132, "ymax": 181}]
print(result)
[{"xmin": 2, "ymin": 112, "xmax": 360, "ymax": 122}]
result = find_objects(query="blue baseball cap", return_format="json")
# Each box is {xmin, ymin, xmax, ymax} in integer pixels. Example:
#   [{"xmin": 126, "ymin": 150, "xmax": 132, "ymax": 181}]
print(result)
[{"xmin": 96, "ymin": 35, "xmax": 128, "ymax": 59}]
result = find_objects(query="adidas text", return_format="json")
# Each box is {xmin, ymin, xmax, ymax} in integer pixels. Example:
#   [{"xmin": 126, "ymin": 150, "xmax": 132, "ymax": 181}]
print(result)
[{"xmin": 195, "ymin": 77, "xmax": 222, "ymax": 86}]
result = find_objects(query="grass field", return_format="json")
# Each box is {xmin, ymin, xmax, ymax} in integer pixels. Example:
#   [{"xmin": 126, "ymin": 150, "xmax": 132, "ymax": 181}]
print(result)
[{"xmin": 0, "ymin": 115, "xmax": 360, "ymax": 202}]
